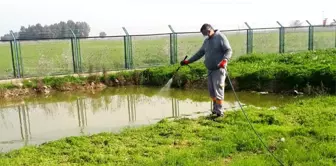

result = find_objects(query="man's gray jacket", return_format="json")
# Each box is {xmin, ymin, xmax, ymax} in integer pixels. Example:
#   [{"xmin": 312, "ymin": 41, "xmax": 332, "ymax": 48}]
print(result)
[{"xmin": 188, "ymin": 30, "xmax": 232, "ymax": 70}]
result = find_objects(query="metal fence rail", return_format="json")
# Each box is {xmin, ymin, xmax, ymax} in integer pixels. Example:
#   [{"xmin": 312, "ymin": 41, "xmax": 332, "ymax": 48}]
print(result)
[{"xmin": 0, "ymin": 21, "xmax": 336, "ymax": 80}]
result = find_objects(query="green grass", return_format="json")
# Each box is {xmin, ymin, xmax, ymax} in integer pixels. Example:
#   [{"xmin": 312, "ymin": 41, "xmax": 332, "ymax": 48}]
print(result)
[
  {"xmin": 0, "ymin": 96, "xmax": 335, "ymax": 165},
  {"xmin": 0, "ymin": 28, "xmax": 335, "ymax": 79},
  {"xmin": 1, "ymin": 48, "xmax": 335, "ymax": 95}
]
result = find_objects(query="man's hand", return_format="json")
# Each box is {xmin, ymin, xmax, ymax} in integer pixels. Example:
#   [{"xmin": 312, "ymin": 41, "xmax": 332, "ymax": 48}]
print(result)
[
  {"xmin": 180, "ymin": 60, "xmax": 189, "ymax": 66},
  {"xmin": 218, "ymin": 59, "xmax": 228, "ymax": 68}
]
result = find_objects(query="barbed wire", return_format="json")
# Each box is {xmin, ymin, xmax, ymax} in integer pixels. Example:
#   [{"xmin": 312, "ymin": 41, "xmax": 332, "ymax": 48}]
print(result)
[{"xmin": 1, "ymin": 23, "xmax": 335, "ymax": 41}]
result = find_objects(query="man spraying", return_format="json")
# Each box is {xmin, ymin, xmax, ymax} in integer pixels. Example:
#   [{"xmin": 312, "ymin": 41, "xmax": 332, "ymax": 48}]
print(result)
[{"xmin": 180, "ymin": 23, "xmax": 232, "ymax": 117}]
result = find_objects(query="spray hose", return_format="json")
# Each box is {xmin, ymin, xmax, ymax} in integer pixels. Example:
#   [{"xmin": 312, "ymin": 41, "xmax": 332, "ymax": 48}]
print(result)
[
  {"xmin": 170, "ymin": 55, "xmax": 285, "ymax": 165},
  {"xmin": 223, "ymin": 68, "xmax": 285, "ymax": 166},
  {"xmin": 180, "ymin": 63, "xmax": 285, "ymax": 166}
]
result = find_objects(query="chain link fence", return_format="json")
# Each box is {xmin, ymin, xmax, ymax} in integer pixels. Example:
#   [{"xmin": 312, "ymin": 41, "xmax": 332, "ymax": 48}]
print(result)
[
  {"xmin": 224, "ymin": 30, "xmax": 247, "ymax": 58},
  {"xmin": 314, "ymin": 26, "xmax": 336, "ymax": 49},
  {"xmin": 0, "ymin": 24, "xmax": 335, "ymax": 80},
  {"xmin": 19, "ymin": 39, "xmax": 73, "ymax": 78},
  {"xmin": 284, "ymin": 27, "xmax": 309, "ymax": 53},
  {"xmin": 132, "ymin": 34, "xmax": 170, "ymax": 68},
  {"xmin": 80, "ymin": 37, "xmax": 125, "ymax": 73},
  {"xmin": 0, "ymin": 41, "xmax": 14, "ymax": 79},
  {"xmin": 177, "ymin": 33, "xmax": 203, "ymax": 60},
  {"xmin": 252, "ymin": 28, "xmax": 279, "ymax": 54}
]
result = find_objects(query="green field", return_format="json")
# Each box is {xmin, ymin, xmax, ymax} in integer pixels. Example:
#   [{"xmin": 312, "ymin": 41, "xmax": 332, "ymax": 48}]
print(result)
[
  {"xmin": 0, "ymin": 27, "xmax": 335, "ymax": 79},
  {"xmin": 0, "ymin": 96, "xmax": 335, "ymax": 165},
  {"xmin": 0, "ymin": 40, "xmax": 335, "ymax": 165}
]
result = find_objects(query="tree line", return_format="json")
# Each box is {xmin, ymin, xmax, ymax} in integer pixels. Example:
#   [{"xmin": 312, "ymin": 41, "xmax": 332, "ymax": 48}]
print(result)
[{"xmin": 1, "ymin": 20, "xmax": 91, "ymax": 40}]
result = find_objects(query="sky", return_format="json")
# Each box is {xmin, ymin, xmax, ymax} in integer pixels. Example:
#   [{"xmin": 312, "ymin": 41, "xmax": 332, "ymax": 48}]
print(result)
[{"xmin": 0, "ymin": 0, "xmax": 335, "ymax": 36}]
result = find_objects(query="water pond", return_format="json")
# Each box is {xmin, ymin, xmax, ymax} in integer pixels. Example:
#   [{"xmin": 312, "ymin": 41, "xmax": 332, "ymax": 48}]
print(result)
[{"xmin": 0, "ymin": 86, "xmax": 305, "ymax": 152}]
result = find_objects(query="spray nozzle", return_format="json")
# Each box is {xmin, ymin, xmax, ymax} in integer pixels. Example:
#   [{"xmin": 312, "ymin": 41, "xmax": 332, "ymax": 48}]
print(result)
[{"xmin": 183, "ymin": 56, "xmax": 188, "ymax": 61}]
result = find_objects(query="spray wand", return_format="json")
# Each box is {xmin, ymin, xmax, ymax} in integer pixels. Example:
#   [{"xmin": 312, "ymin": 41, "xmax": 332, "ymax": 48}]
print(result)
[
  {"xmin": 171, "ymin": 55, "xmax": 189, "ymax": 79},
  {"xmin": 161, "ymin": 56, "xmax": 191, "ymax": 90}
]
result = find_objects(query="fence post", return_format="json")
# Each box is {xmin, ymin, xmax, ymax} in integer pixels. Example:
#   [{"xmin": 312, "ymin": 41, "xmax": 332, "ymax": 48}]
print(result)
[
  {"xmin": 9, "ymin": 41, "xmax": 17, "ymax": 77},
  {"xmin": 129, "ymin": 35, "xmax": 133, "ymax": 69},
  {"xmin": 306, "ymin": 20, "xmax": 314, "ymax": 50},
  {"xmin": 10, "ymin": 31, "xmax": 22, "ymax": 78},
  {"xmin": 122, "ymin": 27, "xmax": 133, "ymax": 69},
  {"xmin": 245, "ymin": 22, "xmax": 253, "ymax": 54},
  {"xmin": 123, "ymin": 36, "xmax": 128, "ymax": 69},
  {"xmin": 70, "ymin": 38, "xmax": 77, "ymax": 73},
  {"xmin": 169, "ymin": 33, "xmax": 173, "ymax": 64},
  {"xmin": 277, "ymin": 21, "xmax": 285, "ymax": 53},
  {"xmin": 70, "ymin": 29, "xmax": 82, "ymax": 73},
  {"xmin": 77, "ymin": 37, "xmax": 82, "ymax": 72},
  {"xmin": 168, "ymin": 25, "xmax": 177, "ymax": 64}
]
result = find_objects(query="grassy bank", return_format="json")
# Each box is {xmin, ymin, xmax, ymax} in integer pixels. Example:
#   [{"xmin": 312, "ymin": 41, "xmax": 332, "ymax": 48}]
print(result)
[
  {"xmin": 0, "ymin": 96, "xmax": 335, "ymax": 165},
  {"xmin": 141, "ymin": 48, "xmax": 336, "ymax": 94},
  {"xmin": 0, "ymin": 28, "xmax": 335, "ymax": 79},
  {"xmin": 0, "ymin": 48, "xmax": 335, "ymax": 98}
]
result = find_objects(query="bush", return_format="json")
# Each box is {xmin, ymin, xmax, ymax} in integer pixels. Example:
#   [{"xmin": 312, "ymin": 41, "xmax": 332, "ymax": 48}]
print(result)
[{"xmin": 135, "ymin": 49, "xmax": 336, "ymax": 93}]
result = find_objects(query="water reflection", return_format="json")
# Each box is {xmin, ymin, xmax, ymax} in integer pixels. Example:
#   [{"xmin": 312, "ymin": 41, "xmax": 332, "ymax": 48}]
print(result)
[
  {"xmin": 18, "ymin": 105, "xmax": 31, "ymax": 146},
  {"xmin": 76, "ymin": 98, "xmax": 87, "ymax": 133},
  {"xmin": 127, "ymin": 95, "xmax": 136, "ymax": 123},
  {"xmin": 172, "ymin": 98, "xmax": 179, "ymax": 118}
]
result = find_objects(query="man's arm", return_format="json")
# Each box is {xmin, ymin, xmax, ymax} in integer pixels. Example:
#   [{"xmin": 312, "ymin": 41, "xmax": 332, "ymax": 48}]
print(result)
[
  {"xmin": 220, "ymin": 34, "xmax": 232, "ymax": 60},
  {"xmin": 187, "ymin": 41, "xmax": 206, "ymax": 63}
]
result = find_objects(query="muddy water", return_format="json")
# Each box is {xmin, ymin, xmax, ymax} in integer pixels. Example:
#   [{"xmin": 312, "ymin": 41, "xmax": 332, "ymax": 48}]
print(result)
[{"xmin": 0, "ymin": 86, "xmax": 304, "ymax": 152}]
